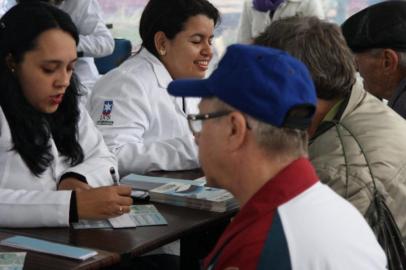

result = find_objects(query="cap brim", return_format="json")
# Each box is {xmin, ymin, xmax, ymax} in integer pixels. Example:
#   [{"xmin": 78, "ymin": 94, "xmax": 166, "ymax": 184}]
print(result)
[{"xmin": 167, "ymin": 78, "xmax": 213, "ymax": 97}]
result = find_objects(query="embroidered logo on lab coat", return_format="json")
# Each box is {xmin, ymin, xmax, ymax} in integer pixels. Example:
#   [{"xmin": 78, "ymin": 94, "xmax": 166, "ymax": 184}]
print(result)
[{"xmin": 97, "ymin": 100, "xmax": 114, "ymax": 125}]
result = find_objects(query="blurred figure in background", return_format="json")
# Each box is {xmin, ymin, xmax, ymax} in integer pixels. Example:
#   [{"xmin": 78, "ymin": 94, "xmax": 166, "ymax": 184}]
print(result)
[{"xmin": 236, "ymin": 0, "xmax": 324, "ymax": 44}]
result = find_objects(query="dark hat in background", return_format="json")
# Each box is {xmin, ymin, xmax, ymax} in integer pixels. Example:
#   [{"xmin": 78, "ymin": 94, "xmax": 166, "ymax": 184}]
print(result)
[
  {"xmin": 168, "ymin": 44, "xmax": 317, "ymax": 130},
  {"xmin": 342, "ymin": 0, "xmax": 406, "ymax": 53}
]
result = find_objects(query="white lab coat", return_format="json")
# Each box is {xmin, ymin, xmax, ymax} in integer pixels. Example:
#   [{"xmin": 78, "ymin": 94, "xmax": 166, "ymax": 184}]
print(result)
[
  {"xmin": 0, "ymin": 105, "xmax": 117, "ymax": 228},
  {"xmin": 237, "ymin": 0, "xmax": 325, "ymax": 43},
  {"xmin": 0, "ymin": 0, "xmax": 114, "ymax": 97},
  {"xmin": 60, "ymin": 0, "xmax": 114, "ymax": 93},
  {"xmin": 87, "ymin": 48, "xmax": 199, "ymax": 177}
]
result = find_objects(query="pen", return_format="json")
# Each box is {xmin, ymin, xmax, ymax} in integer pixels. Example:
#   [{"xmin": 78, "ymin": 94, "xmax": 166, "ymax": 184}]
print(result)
[{"xmin": 110, "ymin": 167, "xmax": 120, "ymax": 186}]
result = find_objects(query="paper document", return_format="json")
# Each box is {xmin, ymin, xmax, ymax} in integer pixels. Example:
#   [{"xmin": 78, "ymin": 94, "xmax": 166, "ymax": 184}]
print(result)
[
  {"xmin": 72, "ymin": 204, "xmax": 167, "ymax": 229},
  {"xmin": 0, "ymin": 236, "xmax": 97, "ymax": 261},
  {"xmin": 108, "ymin": 213, "xmax": 136, "ymax": 228},
  {"xmin": 0, "ymin": 252, "xmax": 26, "ymax": 270}
]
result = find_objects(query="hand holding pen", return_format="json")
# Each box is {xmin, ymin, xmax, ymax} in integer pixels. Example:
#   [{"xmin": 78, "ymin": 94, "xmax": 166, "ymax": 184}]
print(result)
[{"xmin": 110, "ymin": 167, "xmax": 150, "ymax": 203}]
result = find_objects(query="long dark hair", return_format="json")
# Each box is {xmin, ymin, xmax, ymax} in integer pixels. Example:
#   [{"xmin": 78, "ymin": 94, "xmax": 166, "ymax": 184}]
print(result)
[
  {"xmin": 139, "ymin": 0, "xmax": 220, "ymax": 58},
  {"xmin": 0, "ymin": 2, "xmax": 83, "ymax": 176}
]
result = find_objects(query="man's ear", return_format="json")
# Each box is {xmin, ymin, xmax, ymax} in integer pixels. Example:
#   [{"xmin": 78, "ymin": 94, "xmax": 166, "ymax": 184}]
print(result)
[
  {"xmin": 382, "ymin": 49, "xmax": 399, "ymax": 74},
  {"xmin": 154, "ymin": 31, "xmax": 168, "ymax": 57},
  {"xmin": 226, "ymin": 112, "xmax": 249, "ymax": 151}
]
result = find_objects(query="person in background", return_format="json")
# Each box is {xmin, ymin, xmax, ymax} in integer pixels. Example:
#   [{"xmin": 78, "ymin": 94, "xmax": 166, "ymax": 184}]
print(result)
[
  {"xmin": 342, "ymin": 0, "xmax": 406, "ymax": 118},
  {"xmin": 254, "ymin": 16, "xmax": 406, "ymax": 237},
  {"xmin": 236, "ymin": 0, "xmax": 324, "ymax": 44},
  {"xmin": 0, "ymin": 2, "xmax": 132, "ymax": 228},
  {"xmin": 87, "ymin": 0, "xmax": 220, "ymax": 176},
  {"xmin": 1, "ymin": 0, "xmax": 115, "ymax": 101},
  {"xmin": 168, "ymin": 44, "xmax": 386, "ymax": 270}
]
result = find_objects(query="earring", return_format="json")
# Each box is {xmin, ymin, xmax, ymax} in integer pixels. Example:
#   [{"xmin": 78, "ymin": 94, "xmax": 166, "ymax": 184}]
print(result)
[
  {"xmin": 10, "ymin": 67, "xmax": 15, "ymax": 73},
  {"xmin": 159, "ymin": 49, "xmax": 166, "ymax": 56}
]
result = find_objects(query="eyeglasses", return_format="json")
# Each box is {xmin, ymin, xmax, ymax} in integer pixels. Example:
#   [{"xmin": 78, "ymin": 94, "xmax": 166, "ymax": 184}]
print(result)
[{"xmin": 187, "ymin": 111, "xmax": 232, "ymax": 134}]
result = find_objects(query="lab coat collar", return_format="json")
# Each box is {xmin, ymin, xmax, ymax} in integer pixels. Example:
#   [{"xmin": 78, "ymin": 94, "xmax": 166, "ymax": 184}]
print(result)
[{"xmin": 139, "ymin": 48, "xmax": 173, "ymax": 89}]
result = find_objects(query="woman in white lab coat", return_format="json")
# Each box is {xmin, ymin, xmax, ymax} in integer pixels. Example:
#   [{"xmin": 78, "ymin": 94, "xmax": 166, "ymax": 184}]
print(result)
[
  {"xmin": 0, "ymin": 3, "xmax": 132, "ymax": 228},
  {"xmin": 237, "ymin": 0, "xmax": 325, "ymax": 44},
  {"xmin": 2, "ymin": 0, "xmax": 114, "ymax": 98},
  {"xmin": 87, "ymin": 0, "xmax": 220, "ymax": 176}
]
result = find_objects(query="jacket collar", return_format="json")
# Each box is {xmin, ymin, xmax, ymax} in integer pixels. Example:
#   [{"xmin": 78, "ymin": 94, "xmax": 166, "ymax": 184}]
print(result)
[
  {"xmin": 340, "ymin": 77, "xmax": 368, "ymax": 120},
  {"xmin": 388, "ymin": 77, "xmax": 406, "ymax": 107},
  {"xmin": 139, "ymin": 48, "xmax": 173, "ymax": 88}
]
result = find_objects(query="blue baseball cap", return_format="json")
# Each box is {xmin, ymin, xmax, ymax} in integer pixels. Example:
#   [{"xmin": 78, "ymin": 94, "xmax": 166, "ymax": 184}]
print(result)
[{"xmin": 168, "ymin": 44, "xmax": 317, "ymax": 129}]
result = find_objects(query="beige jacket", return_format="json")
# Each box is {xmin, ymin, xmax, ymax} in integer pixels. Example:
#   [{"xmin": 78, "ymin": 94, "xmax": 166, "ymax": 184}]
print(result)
[{"xmin": 309, "ymin": 80, "xmax": 406, "ymax": 236}]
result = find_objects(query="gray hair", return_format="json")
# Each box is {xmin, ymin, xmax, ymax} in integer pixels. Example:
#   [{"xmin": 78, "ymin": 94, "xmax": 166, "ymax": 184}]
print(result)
[
  {"xmin": 254, "ymin": 16, "xmax": 356, "ymax": 101},
  {"xmin": 367, "ymin": 48, "xmax": 406, "ymax": 73},
  {"xmin": 211, "ymin": 98, "xmax": 309, "ymax": 159}
]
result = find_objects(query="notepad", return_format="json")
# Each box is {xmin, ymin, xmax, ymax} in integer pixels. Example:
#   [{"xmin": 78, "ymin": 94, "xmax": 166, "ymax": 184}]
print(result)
[{"xmin": 0, "ymin": 236, "xmax": 97, "ymax": 261}]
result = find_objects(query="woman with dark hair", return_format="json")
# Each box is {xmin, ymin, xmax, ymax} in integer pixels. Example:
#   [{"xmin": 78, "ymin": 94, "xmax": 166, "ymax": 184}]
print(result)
[
  {"xmin": 0, "ymin": 2, "xmax": 132, "ymax": 227},
  {"xmin": 237, "ymin": 0, "xmax": 325, "ymax": 44},
  {"xmin": 87, "ymin": 0, "xmax": 220, "ymax": 176},
  {"xmin": 1, "ymin": 0, "xmax": 114, "ymax": 100}
]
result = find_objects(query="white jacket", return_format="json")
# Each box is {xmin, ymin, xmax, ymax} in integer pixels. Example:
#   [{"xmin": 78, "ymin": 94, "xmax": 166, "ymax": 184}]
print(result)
[
  {"xmin": 87, "ymin": 48, "xmax": 199, "ymax": 177},
  {"xmin": 237, "ymin": 0, "xmax": 325, "ymax": 43},
  {"xmin": 0, "ymin": 106, "xmax": 117, "ymax": 228},
  {"xmin": 0, "ymin": 0, "xmax": 114, "ymax": 94},
  {"xmin": 60, "ymin": 0, "xmax": 114, "ymax": 92}
]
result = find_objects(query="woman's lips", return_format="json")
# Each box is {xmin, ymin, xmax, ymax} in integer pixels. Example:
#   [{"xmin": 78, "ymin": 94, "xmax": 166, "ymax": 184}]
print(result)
[{"xmin": 50, "ymin": 94, "xmax": 64, "ymax": 105}]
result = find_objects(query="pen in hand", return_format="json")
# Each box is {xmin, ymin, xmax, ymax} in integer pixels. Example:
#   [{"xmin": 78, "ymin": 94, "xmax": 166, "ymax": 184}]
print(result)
[{"xmin": 110, "ymin": 167, "xmax": 120, "ymax": 186}]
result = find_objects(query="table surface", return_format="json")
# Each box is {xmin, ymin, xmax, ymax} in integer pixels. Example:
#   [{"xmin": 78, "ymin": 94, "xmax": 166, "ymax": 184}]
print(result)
[
  {"xmin": 0, "ymin": 231, "xmax": 120, "ymax": 270},
  {"xmin": 0, "ymin": 169, "xmax": 236, "ymax": 269},
  {"xmin": 1, "ymin": 203, "xmax": 235, "ymax": 257}
]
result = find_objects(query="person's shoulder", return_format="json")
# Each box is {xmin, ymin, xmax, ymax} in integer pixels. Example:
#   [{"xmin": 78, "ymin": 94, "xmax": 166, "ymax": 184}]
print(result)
[{"xmin": 92, "ymin": 56, "xmax": 156, "ymax": 99}]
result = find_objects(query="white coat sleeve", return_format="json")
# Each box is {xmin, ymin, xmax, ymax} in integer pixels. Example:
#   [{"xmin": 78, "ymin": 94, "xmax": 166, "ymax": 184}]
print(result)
[
  {"xmin": 0, "ymin": 0, "xmax": 16, "ymax": 17},
  {"xmin": 75, "ymin": 0, "xmax": 114, "ymax": 57},
  {"xmin": 0, "ymin": 189, "xmax": 72, "ymax": 227},
  {"xmin": 236, "ymin": 0, "xmax": 254, "ymax": 44},
  {"xmin": 88, "ymin": 72, "xmax": 199, "ymax": 177},
  {"xmin": 299, "ymin": 0, "xmax": 325, "ymax": 19},
  {"xmin": 59, "ymin": 105, "xmax": 116, "ymax": 187}
]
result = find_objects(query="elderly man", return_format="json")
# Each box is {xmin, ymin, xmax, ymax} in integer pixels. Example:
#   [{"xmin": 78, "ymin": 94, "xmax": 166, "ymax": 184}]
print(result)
[
  {"xmin": 342, "ymin": 0, "xmax": 406, "ymax": 118},
  {"xmin": 254, "ymin": 16, "xmax": 406, "ymax": 239},
  {"xmin": 168, "ymin": 44, "xmax": 386, "ymax": 269}
]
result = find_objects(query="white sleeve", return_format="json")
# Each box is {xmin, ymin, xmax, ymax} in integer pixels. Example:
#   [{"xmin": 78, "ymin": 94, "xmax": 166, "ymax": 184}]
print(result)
[
  {"xmin": 0, "ymin": 0, "xmax": 16, "ymax": 17},
  {"xmin": 74, "ymin": 0, "xmax": 114, "ymax": 57},
  {"xmin": 60, "ymin": 105, "xmax": 117, "ymax": 187},
  {"xmin": 300, "ymin": 0, "xmax": 325, "ymax": 19},
  {"xmin": 88, "ymin": 71, "xmax": 199, "ymax": 177},
  {"xmin": 236, "ymin": 0, "xmax": 254, "ymax": 44},
  {"xmin": 0, "ymin": 189, "xmax": 72, "ymax": 227}
]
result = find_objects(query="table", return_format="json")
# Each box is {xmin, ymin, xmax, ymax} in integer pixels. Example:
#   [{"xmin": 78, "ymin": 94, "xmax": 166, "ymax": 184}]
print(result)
[
  {"xmin": 0, "ymin": 231, "xmax": 120, "ymax": 270},
  {"xmin": 0, "ymin": 170, "xmax": 236, "ymax": 269},
  {"xmin": 1, "ymin": 203, "xmax": 234, "ymax": 255}
]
